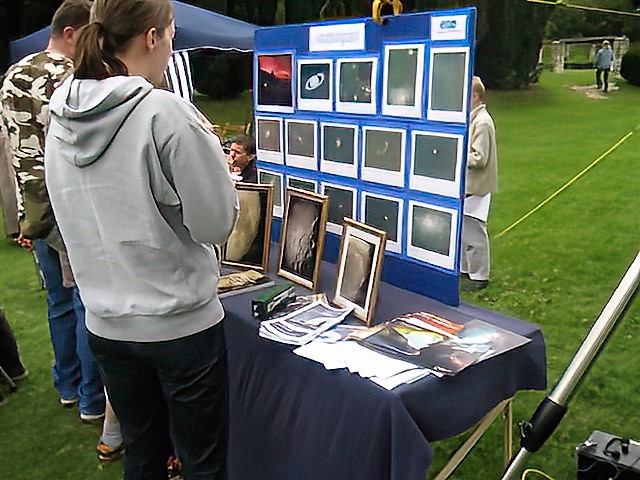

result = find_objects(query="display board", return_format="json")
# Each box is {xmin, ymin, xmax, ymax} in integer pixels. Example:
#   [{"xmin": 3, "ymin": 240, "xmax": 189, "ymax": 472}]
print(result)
[{"xmin": 254, "ymin": 8, "xmax": 476, "ymax": 306}]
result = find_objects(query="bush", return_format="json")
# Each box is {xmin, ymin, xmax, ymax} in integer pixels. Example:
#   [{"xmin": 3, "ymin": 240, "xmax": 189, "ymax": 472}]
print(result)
[
  {"xmin": 620, "ymin": 45, "xmax": 640, "ymax": 87},
  {"xmin": 191, "ymin": 51, "xmax": 253, "ymax": 100}
]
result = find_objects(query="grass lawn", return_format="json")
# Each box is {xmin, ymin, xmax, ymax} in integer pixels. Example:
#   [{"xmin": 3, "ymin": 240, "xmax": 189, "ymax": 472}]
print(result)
[{"xmin": 0, "ymin": 69, "xmax": 638, "ymax": 479}]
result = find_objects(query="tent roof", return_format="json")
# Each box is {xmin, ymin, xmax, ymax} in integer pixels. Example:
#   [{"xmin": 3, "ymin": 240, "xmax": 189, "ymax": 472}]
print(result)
[{"xmin": 9, "ymin": 1, "xmax": 257, "ymax": 63}]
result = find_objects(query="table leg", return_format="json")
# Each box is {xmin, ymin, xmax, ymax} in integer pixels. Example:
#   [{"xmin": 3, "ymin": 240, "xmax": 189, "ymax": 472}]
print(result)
[
  {"xmin": 434, "ymin": 398, "xmax": 513, "ymax": 480},
  {"xmin": 503, "ymin": 398, "xmax": 513, "ymax": 466}
]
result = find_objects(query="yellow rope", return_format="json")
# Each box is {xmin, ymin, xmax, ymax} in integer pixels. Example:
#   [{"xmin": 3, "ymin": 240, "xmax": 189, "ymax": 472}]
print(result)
[
  {"xmin": 495, "ymin": 129, "xmax": 636, "ymax": 239},
  {"xmin": 527, "ymin": 0, "xmax": 640, "ymax": 17},
  {"xmin": 521, "ymin": 468, "xmax": 556, "ymax": 480}
]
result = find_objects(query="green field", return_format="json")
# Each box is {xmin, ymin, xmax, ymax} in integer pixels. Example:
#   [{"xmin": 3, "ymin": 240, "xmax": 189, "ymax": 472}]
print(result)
[{"xmin": 0, "ymin": 69, "xmax": 638, "ymax": 479}]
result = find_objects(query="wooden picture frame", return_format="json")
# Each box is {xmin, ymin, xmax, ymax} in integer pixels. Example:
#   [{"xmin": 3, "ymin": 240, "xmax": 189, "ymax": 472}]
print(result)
[
  {"xmin": 222, "ymin": 183, "xmax": 274, "ymax": 272},
  {"xmin": 278, "ymin": 188, "xmax": 329, "ymax": 290},
  {"xmin": 333, "ymin": 218, "xmax": 386, "ymax": 325}
]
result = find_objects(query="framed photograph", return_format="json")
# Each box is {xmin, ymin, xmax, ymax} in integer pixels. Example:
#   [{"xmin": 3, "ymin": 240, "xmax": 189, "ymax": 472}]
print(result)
[
  {"xmin": 256, "ymin": 53, "xmax": 294, "ymax": 113},
  {"xmin": 427, "ymin": 47, "xmax": 470, "ymax": 123},
  {"xmin": 278, "ymin": 188, "xmax": 329, "ymax": 290},
  {"xmin": 361, "ymin": 126, "xmax": 406, "ymax": 187},
  {"xmin": 382, "ymin": 44, "xmax": 425, "ymax": 118},
  {"xmin": 407, "ymin": 200, "xmax": 459, "ymax": 271},
  {"xmin": 285, "ymin": 119, "xmax": 317, "ymax": 170},
  {"xmin": 333, "ymin": 218, "xmax": 386, "ymax": 325},
  {"xmin": 361, "ymin": 192, "xmax": 403, "ymax": 254},
  {"xmin": 297, "ymin": 59, "xmax": 333, "ymax": 112},
  {"xmin": 410, "ymin": 130, "xmax": 464, "ymax": 198},
  {"xmin": 256, "ymin": 117, "xmax": 283, "ymax": 164},
  {"xmin": 320, "ymin": 122, "xmax": 358, "ymax": 178},
  {"xmin": 287, "ymin": 175, "xmax": 317, "ymax": 193},
  {"xmin": 336, "ymin": 57, "xmax": 378, "ymax": 115},
  {"xmin": 258, "ymin": 169, "xmax": 284, "ymax": 217},
  {"xmin": 222, "ymin": 183, "xmax": 273, "ymax": 272},
  {"xmin": 321, "ymin": 182, "xmax": 357, "ymax": 235}
]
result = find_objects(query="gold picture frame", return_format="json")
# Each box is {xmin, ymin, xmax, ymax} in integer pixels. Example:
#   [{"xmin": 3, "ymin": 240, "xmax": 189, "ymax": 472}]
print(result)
[
  {"xmin": 222, "ymin": 182, "xmax": 274, "ymax": 272},
  {"xmin": 277, "ymin": 187, "xmax": 329, "ymax": 290},
  {"xmin": 333, "ymin": 218, "xmax": 387, "ymax": 326}
]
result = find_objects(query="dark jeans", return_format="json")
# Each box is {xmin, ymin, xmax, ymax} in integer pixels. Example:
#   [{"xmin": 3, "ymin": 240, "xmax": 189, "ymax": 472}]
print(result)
[
  {"xmin": 596, "ymin": 68, "xmax": 610, "ymax": 92},
  {"xmin": 88, "ymin": 322, "xmax": 228, "ymax": 480},
  {"xmin": 33, "ymin": 240, "xmax": 104, "ymax": 414},
  {"xmin": 0, "ymin": 309, "xmax": 26, "ymax": 378}
]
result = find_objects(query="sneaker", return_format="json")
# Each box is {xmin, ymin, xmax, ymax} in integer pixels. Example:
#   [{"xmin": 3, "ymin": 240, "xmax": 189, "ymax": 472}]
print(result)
[
  {"xmin": 80, "ymin": 411, "xmax": 105, "ymax": 423},
  {"xmin": 96, "ymin": 441, "xmax": 124, "ymax": 462},
  {"xmin": 60, "ymin": 396, "xmax": 78, "ymax": 408},
  {"xmin": 461, "ymin": 279, "xmax": 489, "ymax": 293}
]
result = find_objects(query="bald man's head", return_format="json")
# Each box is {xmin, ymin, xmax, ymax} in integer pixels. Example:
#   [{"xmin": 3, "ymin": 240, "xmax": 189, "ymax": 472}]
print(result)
[{"xmin": 471, "ymin": 76, "xmax": 486, "ymax": 109}]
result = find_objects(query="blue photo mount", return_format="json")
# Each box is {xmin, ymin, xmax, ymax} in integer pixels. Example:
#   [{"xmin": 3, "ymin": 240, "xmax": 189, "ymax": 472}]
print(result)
[{"xmin": 254, "ymin": 7, "xmax": 477, "ymax": 306}]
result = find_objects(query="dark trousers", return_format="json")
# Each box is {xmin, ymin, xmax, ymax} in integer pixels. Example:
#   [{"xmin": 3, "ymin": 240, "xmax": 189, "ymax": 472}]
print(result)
[
  {"xmin": 0, "ymin": 309, "xmax": 26, "ymax": 378},
  {"xmin": 596, "ymin": 68, "xmax": 610, "ymax": 92},
  {"xmin": 88, "ymin": 322, "xmax": 228, "ymax": 480}
]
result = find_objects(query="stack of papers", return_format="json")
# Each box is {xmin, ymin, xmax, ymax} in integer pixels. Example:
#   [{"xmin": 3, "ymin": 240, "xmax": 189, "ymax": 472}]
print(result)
[
  {"xmin": 294, "ymin": 339, "xmax": 438, "ymax": 390},
  {"xmin": 259, "ymin": 300, "xmax": 353, "ymax": 345}
]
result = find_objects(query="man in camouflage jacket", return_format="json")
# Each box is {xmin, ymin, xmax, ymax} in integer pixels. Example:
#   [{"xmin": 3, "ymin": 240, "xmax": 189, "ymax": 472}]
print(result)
[{"xmin": 0, "ymin": 0, "xmax": 104, "ymax": 420}]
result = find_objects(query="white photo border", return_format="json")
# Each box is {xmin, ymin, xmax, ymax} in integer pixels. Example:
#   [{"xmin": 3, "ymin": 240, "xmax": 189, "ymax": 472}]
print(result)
[
  {"xmin": 255, "ymin": 116, "xmax": 284, "ymax": 165},
  {"xmin": 360, "ymin": 191, "xmax": 404, "ymax": 254},
  {"xmin": 284, "ymin": 119, "xmax": 318, "ymax": 170},
  {"xmin": 427, "ymin": 46, "xmax": 470, "ymax": 123},
  {"xmin": 406, "ymin": 200, "xmax": 458, "ymax": 271},
  {"xmin": 382, "ymin": 43, "xmax": 425, "ymax": 118},
  {"xmin": 320, "ymin": 122, "xmax": 359, "ymax": 178},
  {"xmin": 286, "ymin": 174, "xmax": 318, "ymax": 193},
  {"xmin": 409, "ymin": 129, "xmax": 464, "ymax": 198},
  {"xmin": 336, "ymin": 57, "xmax": 379, "ymax": 115},
  {"xmin": 321, "ymin": 181, "xmax": 358, "ymax": 235},
  {"xmin": 297, "ymin": 58, "xmax": 333, "ymax": 112},
  {"xmin": 361, "ymin": 125, "xmax": 406, "ymax": 188},
  {"xmin": 257, "ymin": 169, "xmax": 284, "ymax": 218}
]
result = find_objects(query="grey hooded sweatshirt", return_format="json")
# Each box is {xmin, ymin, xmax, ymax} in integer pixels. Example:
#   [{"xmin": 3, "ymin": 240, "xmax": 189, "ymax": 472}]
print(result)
[{"xmin": 45, "ymin": 75, "xmax": 238, "ymax": 342}]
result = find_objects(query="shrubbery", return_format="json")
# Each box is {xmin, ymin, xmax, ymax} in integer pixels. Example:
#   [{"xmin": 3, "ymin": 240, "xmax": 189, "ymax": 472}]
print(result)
[
  {"xmin": 620, "ymin": 45, "xmax": 640, "ymax": 87},
  {"xmin": 191, "ymin": 51, "xmax": 252, "ymax": 99}
]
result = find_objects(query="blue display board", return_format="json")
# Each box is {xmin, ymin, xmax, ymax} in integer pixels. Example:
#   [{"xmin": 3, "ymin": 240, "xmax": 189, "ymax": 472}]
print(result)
[{"xmin": 254, "ymin": 7, "xmax": 477, "ymax": 306}]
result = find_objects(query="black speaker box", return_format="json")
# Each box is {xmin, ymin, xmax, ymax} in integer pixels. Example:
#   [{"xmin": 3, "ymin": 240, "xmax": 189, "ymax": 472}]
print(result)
[{"xmin": 577, "ymin": 430, "xmax": 640, "ymax": 479}]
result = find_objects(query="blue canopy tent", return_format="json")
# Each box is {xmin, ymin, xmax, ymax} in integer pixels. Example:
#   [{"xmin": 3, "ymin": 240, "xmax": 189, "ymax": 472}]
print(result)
[{"xmin": 9, "ymin": 0, "xmax": 257, "ymax": 62}]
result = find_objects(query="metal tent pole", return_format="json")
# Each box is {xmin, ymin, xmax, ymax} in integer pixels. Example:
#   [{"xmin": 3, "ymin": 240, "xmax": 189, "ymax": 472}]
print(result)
[{"xmin": 501, "ymin": 251, "xmax": 640, "ymax": 480}]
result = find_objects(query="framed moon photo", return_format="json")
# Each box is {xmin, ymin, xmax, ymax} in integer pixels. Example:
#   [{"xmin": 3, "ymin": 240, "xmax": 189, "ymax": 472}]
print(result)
[
  {"xmin": 258, "ymin": 169, "xmax": 284, "ymax": 217},
  {"xmin": 297, "ymin": 59, "xmax": 332, "ymax": 112},
  {"xmin": 407, "ymin": 200, "xmax": 459, "ymax": 271},
  {"xmin": 256, "ymin": 53, "xmax": 294, "ymax": 113},
  {"xmin": 427, "ymin": 46, "xmax": 470, "ymax": 123},
  {"xmin": 336, "ymin": 57, "xmax": 378, "ymax": 115},
  {"xmin": 320, "ymin": 122, "xmax": 358, "ymax": 178},
  {"xmin": 333, "ymin": 218, "xmax": 386, "ymax": 326},
  {"xmin": 361, "ymin": 126, "xmax": 406, "ymax": 187},
  {"xmin": 285, "ymin": 119, "xmax": 317, "ymax": 170},
  {"xmin": 222, "ymin": 183, "xmax": 273, "ymax": 272},
  {"xmin": 256, "ymin": 116, "xmax": 283, "ymax": 164},
  {"xmin": 382, "ymin": 43, "xmax": 425, "ymax": 118},
  {"xmin": 278, "ymin": 188, "xmax": 329, "ymax": 290},
  {"xmin": 410, "ymin": 130, "xmax": 464, "ymax": 197}
]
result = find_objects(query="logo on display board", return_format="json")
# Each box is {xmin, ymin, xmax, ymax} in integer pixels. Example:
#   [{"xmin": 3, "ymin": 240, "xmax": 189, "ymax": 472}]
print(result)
[{"xmin": 431, "ymin": 15, "xmax": 467, "ymax": 41}]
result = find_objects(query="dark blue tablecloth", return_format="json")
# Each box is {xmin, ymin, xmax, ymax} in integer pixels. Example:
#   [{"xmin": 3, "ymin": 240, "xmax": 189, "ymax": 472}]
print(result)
[{"xmin": 222, "ymin": 261, "xmax": 546, "ymax": 480}]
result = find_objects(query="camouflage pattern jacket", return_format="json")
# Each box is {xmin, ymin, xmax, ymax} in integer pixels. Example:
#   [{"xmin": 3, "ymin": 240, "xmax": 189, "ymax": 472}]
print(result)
[{"xmin": 1, "ymin": 51, "xmax": 73, "ymax": 239}]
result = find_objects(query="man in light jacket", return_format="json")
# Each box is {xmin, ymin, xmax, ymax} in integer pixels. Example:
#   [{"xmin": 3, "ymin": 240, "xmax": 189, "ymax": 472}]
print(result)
[
  {"xmin": 594, "ymin": 40, "xmax": 615, "ymax": 93},
  {"xmin": 461, "ymin": 76, "xmax": 498, "ymax": 292}
]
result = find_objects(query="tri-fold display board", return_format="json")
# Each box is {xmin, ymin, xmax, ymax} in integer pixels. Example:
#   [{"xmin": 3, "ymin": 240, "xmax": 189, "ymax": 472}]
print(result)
[{"xmin": 254, "ymin": 7, "xmax": 477, "ymax": 306}]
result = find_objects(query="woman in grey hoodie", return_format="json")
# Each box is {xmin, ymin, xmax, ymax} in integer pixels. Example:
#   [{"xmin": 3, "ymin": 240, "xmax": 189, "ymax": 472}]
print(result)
[{"xmin": 44, "ymin": 0, "xmax": 238, "ymax": 478}]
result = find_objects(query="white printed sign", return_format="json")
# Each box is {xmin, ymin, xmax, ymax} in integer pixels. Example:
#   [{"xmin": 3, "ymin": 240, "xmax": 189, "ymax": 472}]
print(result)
[
  {"xmin": 431, "ymin": 15, "xmax": 467, "ymax": 41},
  {"xmin": 309, "ymin": 23, "xmax": 366, "ymax": 52}
]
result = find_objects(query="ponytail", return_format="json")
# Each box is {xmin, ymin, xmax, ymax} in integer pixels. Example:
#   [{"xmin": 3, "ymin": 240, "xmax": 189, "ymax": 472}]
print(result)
[
  {"xmin": 73, "ymin": 0, "xmax": 173, "ymax": 81},
  {"xmin": 74, "ymin": 22, "xmax": 128, "ymax": 80}
]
